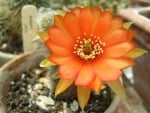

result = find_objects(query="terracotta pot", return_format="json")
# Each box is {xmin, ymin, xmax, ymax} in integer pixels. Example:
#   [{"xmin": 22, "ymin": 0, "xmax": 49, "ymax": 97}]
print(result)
[
  {"xmin": 0, "ymin": 51, "xmax": 16, "ymax": 67},
  {"xmin": 132, "ymin": 53, "xmax": 150, "ymax": 103},
  {"xmin": 0, "ymin": 49, "xmax": 120, "ymax": 113},
  {"xmin": 118, "ymin": 7, "xmax": 150, "ymax": 105},
  {"xmin": 130, "ymin": 0, "xmax": 150, "ymax": 6},
  {"xmin": 118, "ymin": 7, "xmax": 150, "ymax": 34}
]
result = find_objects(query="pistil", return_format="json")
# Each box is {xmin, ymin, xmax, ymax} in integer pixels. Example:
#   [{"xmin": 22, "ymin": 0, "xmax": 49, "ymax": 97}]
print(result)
[{"xmin": 73, "ymin": 33, "xmax": 106, "ymax": 60}]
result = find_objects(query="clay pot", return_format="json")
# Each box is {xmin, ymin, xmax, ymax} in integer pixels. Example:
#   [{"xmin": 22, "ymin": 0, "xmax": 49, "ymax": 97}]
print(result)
[
  {"xmin": 118, "ymin": 7, "xmax": 150, "ymax": 34},
  {"xmin": 118, "ymin": 7, "xmax": 150, "ymax": 105},
  {"xmin": 0, "ymin": 49, "xmax": 120, "ymax": 113},
  {"xmin": 0, "ymin": 52, "xmax": 16, "ymax": 67},
  {"xmin": 132, "ymin": 53, "xmax": 150, "ymax": 103},
  {"xmin": 130, "ymin": 0, "xmax": 150, "ymax": 7}
]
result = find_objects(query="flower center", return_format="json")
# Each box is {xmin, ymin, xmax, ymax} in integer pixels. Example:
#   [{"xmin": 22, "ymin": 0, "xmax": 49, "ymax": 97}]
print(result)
[{"xmin": 73, "ymin": 33, "xmax": 106, "ymax": 60}]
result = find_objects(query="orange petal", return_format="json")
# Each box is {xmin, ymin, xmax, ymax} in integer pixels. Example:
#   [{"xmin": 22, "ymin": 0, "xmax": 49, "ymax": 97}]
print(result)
[
  {"xmin": 127, "ymin": 30, "xmax": 135, "ymax": 40},
  {"xmin": 59, "ymin": 58, "xmax": 83, "ymax": 79},
  {"xmin": 103, "ymin": 57, "xmax": 134, "ymax": 69},
  {"xmin": 55, "ymin": 78, "xmax": 74, "ymax": 96},
  {"xmin": 46, "ymin": 42, "xmax": 72, "ymax": 56},
  {"xmin": 103, "ymin": 42, "xmax": 135, "ymax": 58},
  {"xmin": 79, "ymin": 7, "xmax": 93, "ymax": 36},
  {"xmin": 75, "ymin": 63, "xmax": 95, "ymax": 86},
  {"xmin": 91, "ymin": 6, "xmax": 102, "ymax": 33},
  {"xmin": 93, "ymin": 11, "xmax": 113, "ymax": 37},
  {"xmin": 102, "ymin": 28, "xmax": 128, "ymax": 47},
  {"xmin": 88, "ymin": 76, "xmax": 103, "ymax": 92},
  {"xmin": 54, "ymin": 15, "xmax": 67, "ymax": 32},
  {"xmin": 93, "ymin": 61, "xmax": 122, "ymax": 81},
  {"xmin": 72, "ymin": 7, "xmax": 81, "ymax": 18},
  {"xmin": 77, "ymin": 86, "xmax": 91, "ymax": 110},
  {"xmin": 91, "ymin": 6, "xmax": 102, "ymax": 14},
  {"xmin": 106, "ymin": 16, "xmax": 123, "ymax": 34},
  {"xmin": 64, "ymin": 12, "xmax": 81, "ymax": 38},
  {"xmin": 48, "ymin": 54, "xmax": 71, "ymax": 65},
  {"xmin": 47, "ymin": 26, "xmax": 73, "ymax": 48}
]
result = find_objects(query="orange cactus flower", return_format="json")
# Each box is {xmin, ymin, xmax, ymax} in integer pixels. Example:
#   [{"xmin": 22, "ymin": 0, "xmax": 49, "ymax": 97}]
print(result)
[{"xmin": 44, "ymin": 6, "xmax": 135, "ymax": 109}]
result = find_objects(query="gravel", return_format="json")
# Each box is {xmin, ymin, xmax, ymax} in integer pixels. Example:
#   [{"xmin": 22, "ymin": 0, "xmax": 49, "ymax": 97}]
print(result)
[{"xmin": 6, "ymin": 68, "xmax": 113, "ymax": 113}]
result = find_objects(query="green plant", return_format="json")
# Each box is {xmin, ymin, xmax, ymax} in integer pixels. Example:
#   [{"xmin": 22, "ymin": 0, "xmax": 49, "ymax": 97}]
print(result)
[{"xmin": 0, "ymin": 0, "xmax": 51, "ymax": 53}]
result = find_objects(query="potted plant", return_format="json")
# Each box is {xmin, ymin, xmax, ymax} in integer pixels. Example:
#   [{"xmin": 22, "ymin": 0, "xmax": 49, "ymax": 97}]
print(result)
[{"xmin": 0, "ymin": 6, "xmax": 146, "ymax": 113}]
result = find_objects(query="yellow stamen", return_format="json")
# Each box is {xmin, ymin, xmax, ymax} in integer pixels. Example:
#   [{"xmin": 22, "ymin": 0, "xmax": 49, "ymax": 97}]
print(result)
[{"xmin": 73, "ymin": 34, "xmax": 105, "ymax": 60}]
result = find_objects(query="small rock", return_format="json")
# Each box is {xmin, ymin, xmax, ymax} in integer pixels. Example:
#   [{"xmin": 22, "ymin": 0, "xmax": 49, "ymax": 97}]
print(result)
[
  {"xmin": 30, "ymin": 91, "xmax": 38, "ymax": 100},
  {"xmin": 102, "ymin": 90, "xmax": 107, "ymax": 95},
  {"xmin": 64, "ymin": 108, "xmax": 73, "ymax": 113},
  {"xmin": 38, "ymin": 77, "xmax": 55, "ymax": 90},
  {"xmin": 58, "ymin": 111, "xmax": 63, "ymax": 113},
  {"xmin": 38, "ymin": 77, "xmax": 48, "ymax": 83},
  {"xmin": 1, "ymin": 43, "xmax": 7, "ymax": 49},
  {"xmin": 34, "ymin": 69, "xmax": 43, "ymax": 75},
  {"xmin": 27, "ymin": 84, "xmax": 32, "ymax": 92},
  {"xmin": 70, "ymin": 100, "xmax": 79, "ymax": 112},
  {"xmin": 37, "ymin": 95, "xmax": 55, "ymax": 105},
  {"xmin": 33, "ymin": 83, "xmax": 43, "ymax": 90},
  {"xmin": 36, "ymin": 101, "xmax": 48, "ymax": 110},
  {"xmin": 46, "ymin": 78, "xmax": 55, "ymax": 90},
  {"xmin": 63, "ymin": 102, "xmax": 68, "ymax": 109},
  {"xmin": 38, "ymin": 77, "xmax": 49, "ymax": 87},
  {"xmin": 19, "ymin": 87, "xmax": 26, "ymax": 94},
  {"xmin": 21, "ymin": 73, "xmax": 26, "ymax": 79},
  {"xmin": 28, "ymin": 89, "xmax": 33, "ymax": 94},
  {"xmin": 10, "ymin": 81, "xmax": 15, "ymax": 85}
]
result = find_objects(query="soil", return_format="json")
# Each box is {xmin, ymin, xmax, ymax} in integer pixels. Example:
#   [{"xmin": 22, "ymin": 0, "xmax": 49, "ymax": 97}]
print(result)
[{"xmin": 6, "ymin": 67, "xmax": 113, "ymax": 113}]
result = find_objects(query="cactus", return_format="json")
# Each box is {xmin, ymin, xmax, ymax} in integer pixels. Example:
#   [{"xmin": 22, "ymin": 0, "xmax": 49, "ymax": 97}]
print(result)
[
  {"xmin": 63, "ymin": 0, "xmax": 130, "ymax": 12},
  {"xmin": 0, "ymin": 0, "xmax": 51, "ymax": 53}
]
